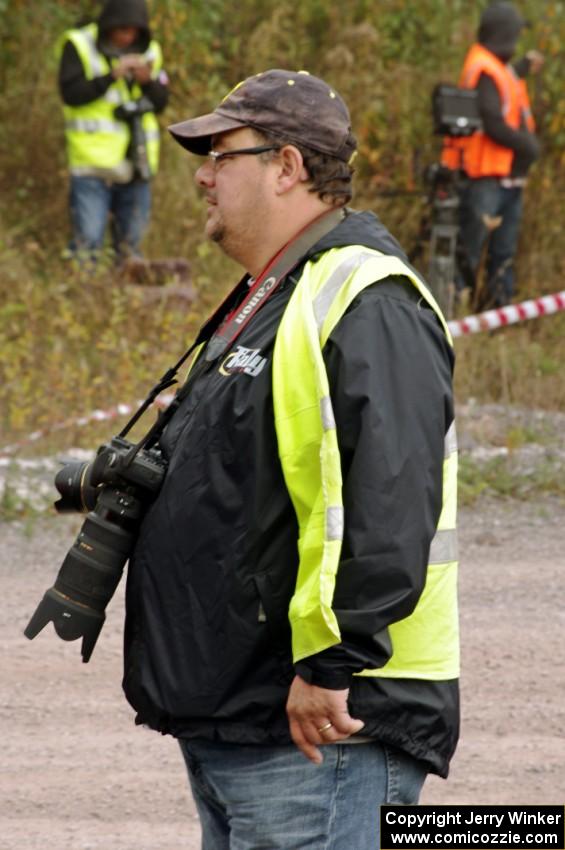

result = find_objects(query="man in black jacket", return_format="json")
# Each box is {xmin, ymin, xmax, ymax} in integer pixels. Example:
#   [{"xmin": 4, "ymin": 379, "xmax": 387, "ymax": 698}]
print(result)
[
  {"xmin": 124, "ymin": 70, "xmax": 459, "ymax": 849},
  {"xmin": 58, "ymin": 0, "xmax": 168, "ymax": 260}
]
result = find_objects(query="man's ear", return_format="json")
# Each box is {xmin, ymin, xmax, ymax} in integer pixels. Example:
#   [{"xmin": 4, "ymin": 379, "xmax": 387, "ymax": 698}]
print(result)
[{"xmin": 274, "ymin": 145, "xmax": 309, "ymax": 195}]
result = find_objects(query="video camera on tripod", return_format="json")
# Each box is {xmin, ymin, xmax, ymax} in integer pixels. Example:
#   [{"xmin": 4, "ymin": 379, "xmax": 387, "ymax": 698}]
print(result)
[{"xmin": 414, "ymin": 84, "xmax": 482, "ymax": 315}]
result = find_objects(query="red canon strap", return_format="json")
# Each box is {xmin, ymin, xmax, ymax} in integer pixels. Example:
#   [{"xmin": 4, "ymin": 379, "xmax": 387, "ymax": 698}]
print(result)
[{"xmin": 204, "ymin": 208, "xmax": 345, "ymax": 361}]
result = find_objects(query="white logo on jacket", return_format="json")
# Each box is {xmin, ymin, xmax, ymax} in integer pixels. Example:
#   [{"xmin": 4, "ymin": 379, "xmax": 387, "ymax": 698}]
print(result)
[{"xmin": 219, "ymin": 345, "xmax": 267, "ymax": 377}]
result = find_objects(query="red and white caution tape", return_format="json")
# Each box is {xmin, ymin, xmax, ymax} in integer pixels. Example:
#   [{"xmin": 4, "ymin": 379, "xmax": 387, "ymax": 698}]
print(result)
[
  {"xmin": 0, "ymin": 394, "xmax": 175, "ymax": 458},
  {"xmin": 2, "ymin": 289, "xmax": 565, "ymax": 457},
  {"xmin": 447, "ymin": 290, "xmax": 565, "ymax": 338}
]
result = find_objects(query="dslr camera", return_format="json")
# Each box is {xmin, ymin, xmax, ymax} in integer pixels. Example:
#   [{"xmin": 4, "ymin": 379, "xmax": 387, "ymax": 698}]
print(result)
[
  {"xmin": 24, "ymin": 435, "xmax": 167, "ymax": 662},
  {"xmin": 114, "ymin": 96, "xmax": 155, "ymax": 181}
]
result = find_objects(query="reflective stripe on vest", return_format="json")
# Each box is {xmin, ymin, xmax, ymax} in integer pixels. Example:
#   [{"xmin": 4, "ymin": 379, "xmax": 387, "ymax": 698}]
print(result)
[
  {"xmin": 273, "ymin": 245, "xmax": 459, "ymax": 680},
  {"xmin": 65, "ymin": 118, "xmax": 128, "ymax": 134},
  {"xmin": 78, "ymin": 25, "xmax": 106, "ymax": 77},
  {"xmin": 441, "ymin": 43, "xmax": 535, "ymax": 178},
  {"xmin": 59, "ymin": 24, "xmax": 162, "ymax": 175}
]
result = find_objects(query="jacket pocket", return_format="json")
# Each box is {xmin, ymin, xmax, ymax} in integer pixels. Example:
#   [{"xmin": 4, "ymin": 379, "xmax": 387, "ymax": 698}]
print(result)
[
  {"xmin": 253, "ymin": 572, "xmax": 295, "ymax": 688},
  {"xmin": 252, "ymin": 572, "xmax": 291, "ymax": 645}
]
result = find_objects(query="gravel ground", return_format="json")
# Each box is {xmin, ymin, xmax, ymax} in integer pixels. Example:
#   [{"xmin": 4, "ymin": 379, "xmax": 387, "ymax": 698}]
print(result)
[{"xmin": 1, "ymin": 403, "xmax": 564, "ymax": 848}]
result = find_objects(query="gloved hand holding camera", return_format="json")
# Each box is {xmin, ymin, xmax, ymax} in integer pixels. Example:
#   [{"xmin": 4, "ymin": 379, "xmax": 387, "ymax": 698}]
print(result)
[{"xmin": 112, "ymin": 53, "xmax": 152, "ymax": 84}]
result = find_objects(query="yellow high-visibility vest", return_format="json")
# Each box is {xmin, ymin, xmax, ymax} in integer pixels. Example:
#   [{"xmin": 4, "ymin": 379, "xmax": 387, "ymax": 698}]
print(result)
[
  {"xmin": 273, "ymin": 245, "xmax": 459, "ymax": 681},
  {"xmin": 58, "ymin": 23, "xmax": 162, "ymax": 178}
]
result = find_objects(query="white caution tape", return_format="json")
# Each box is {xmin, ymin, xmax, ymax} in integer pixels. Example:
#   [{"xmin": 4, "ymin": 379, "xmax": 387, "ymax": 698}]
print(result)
[{"xmin": 2, "ymin": 289, "xmax": 565, "ymax": 458}]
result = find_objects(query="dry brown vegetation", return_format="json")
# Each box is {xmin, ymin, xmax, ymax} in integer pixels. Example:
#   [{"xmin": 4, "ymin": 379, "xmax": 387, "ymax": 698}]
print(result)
[{"xmin": 1, "ymin": 0, "xmax": 564, "ymax": 458}]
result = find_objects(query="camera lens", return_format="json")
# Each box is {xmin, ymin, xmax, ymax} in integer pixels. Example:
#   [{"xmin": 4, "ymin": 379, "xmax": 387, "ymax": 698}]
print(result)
[
  {"xmin": 54, "ymin": 460, "xmax": 98, "ymax": 514},
  {"xmin": 25, "ymin": 437, "xmax": 167, "ymax": 662}
]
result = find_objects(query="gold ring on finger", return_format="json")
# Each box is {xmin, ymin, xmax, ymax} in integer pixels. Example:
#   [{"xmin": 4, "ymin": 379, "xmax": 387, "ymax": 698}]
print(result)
[{"xmin": 317, "ymin": 722, "xmax": 333, "ymax": 733}]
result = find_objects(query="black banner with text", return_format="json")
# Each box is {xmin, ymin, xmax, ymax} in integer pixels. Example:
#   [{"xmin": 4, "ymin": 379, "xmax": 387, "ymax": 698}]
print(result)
[{"xmin": 380, "ymin": 805, "xmax": 564, "ymax": 850}]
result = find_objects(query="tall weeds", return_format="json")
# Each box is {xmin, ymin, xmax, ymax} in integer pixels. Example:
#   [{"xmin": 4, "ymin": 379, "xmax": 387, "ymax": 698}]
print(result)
[{"xmin": 1, "ymin": 0, "xmax": 564, "ymax": 452}]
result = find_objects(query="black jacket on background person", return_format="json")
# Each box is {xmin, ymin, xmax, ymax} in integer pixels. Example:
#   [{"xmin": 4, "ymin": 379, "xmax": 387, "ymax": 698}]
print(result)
[{"xmin": 123, "ymin": 209, "xmax": 458, "ymax": 778}]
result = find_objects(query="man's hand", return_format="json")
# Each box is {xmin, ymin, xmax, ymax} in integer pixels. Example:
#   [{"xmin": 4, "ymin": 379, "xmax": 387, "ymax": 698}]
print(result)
[
  {"xmin": 526, "ymin": 50, "xmax": 545, "ymax": 75},
  {"xmin": 286, "ymin": 674, "xmax": 365, "ymax": 765},
  {"xmin": 131, "ymin": 60, "xmax": 152, "ymax": 85},
  {"xmin": 112, "ymin": 55, "xmax": 152, "ymax": 83}
]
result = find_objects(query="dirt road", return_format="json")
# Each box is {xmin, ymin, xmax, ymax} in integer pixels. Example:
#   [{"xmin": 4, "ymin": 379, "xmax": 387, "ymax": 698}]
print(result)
[{"xmin": 2, "ymin": 495, "xmax": 564, "ymax": 849}]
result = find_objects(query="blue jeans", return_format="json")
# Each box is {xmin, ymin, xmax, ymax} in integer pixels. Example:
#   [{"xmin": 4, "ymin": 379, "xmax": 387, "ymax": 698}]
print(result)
[
  {"xmin": 69, "ymin": 175, "xmax": 151, "ymax": 259},
  {"xmin": 179, "ymin": 740, "xmax": 427, "ymax": 850},
  {"xmin": 458, "ymin": 177, "xmax": 523, "ymax": 306}
]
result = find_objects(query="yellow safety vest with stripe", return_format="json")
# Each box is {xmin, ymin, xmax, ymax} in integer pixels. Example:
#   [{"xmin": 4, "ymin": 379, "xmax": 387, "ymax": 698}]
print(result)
[
  {"xmin": 272, "ymin": 245, "xmax": 459, "ymax": 681},
  {"xmin": 185, "ymin": 244, "xmax": 459, "ymax": 681},
  {"xmin": 58, "ymin": 24, "xmax": 162, "ymax": 178}
]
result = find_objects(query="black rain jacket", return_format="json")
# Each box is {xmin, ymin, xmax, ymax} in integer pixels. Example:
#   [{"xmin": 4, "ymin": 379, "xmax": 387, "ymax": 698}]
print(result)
[{"xmin": 123, "ymin": 209, "xmax": 459, "ymax": 777}]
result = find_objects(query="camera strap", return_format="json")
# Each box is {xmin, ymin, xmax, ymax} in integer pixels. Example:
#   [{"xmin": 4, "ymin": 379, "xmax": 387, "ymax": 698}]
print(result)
[
  {"xmin": 118, "ymin": 339, "xmax": 201, "ymax": 444},
  {"xmin": 118, "ymin": 207, "xmax": 345, "ymax": 458},
  {"xmin": 203, "ymin": 207, "xmax": 345, "ymax": 361}
]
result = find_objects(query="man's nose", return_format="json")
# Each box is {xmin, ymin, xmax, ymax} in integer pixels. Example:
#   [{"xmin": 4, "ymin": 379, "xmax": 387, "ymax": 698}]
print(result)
[{"xmin": 195, "ymin": 161, "xmax": 215, "ymax": 188}]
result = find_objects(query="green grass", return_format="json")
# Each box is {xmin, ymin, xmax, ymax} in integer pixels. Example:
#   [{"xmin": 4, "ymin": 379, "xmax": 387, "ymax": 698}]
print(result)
[{"xmin": 458, "ymin": 453, "xmax": 565, "ymax": 506}]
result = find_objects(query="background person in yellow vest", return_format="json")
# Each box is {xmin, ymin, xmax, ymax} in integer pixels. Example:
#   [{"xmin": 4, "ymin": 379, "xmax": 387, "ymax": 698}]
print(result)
[
  {"xmin": 121, "ymin": 70, "xmax": 459, "ymax": 849},
  {"xmin": 443, "ymin": 2, "xmax": 543, "ymax": 309},
  {"xmin": 58, "ymin": 0, "xmax": 168, "ymax": 261}
]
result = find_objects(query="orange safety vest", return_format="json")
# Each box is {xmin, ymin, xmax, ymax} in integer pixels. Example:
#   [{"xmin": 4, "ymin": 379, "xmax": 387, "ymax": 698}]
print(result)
[{"xmin": 442, "ymin": 43, "xmax": 535, "ymax": 178}]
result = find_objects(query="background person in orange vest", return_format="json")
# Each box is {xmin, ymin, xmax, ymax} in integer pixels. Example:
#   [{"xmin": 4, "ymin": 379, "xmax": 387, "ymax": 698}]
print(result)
[{"xmin": 443, "ymin": 2, "xmax": 543, "ymax": 309}]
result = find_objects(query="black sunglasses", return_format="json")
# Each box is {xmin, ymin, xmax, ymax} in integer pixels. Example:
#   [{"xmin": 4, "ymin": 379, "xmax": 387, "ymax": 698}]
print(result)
[{"xmin": 207, "ymin": 144, "xmax": 281, "ymax": 167}]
